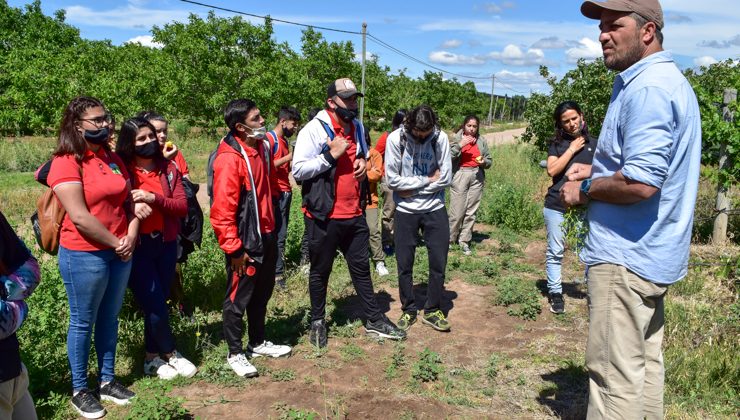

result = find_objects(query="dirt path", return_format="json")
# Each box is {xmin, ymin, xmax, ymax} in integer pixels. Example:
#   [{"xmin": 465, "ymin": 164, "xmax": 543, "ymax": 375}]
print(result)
[
  {"xmin": 170, "ymin": 272, "xmax": 588, "ymax": 419},
  {"xmin": 482, "ymin": 127, "xmax": 526, "ymax": 146}
]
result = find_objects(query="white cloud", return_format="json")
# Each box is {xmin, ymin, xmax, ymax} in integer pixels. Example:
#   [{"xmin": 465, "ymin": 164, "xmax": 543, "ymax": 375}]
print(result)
[
  {"xmin": 480, "ymin": 1, "xmax": 516, "ymax": 14},
  {"xmin": 65, "ymin": 4, "xmax": 191, "ymax": 29},
  {"xmin": 440, "ymin": 39, "xmax": 463, "ymax": 49},
  {"xmin": 487, "ymin": 44, "xmax": 544, "ymax": 66},
  {"xmin": 694, "ymin": 56, "xmax": 718, "ymax": 67},
  {"xmin": 125, "ymin": 35, "xmax": 163, "ymax": 48},
  {"xmin": 354, "ymin": 50, "xmax": 378, "ymax": 62},
  {"xmin": 531, "ymin": 36, "xmax": 566, "ymax": 49},
  {"xmin": 428, "ymin": 51, "xmax": 486, "ymax": 65},
  {"xmin": 565, "ymin": 38, "xmax": 602, "ymax": 63},
  {"xmin": 698, "ymin": 34, "xmax": 740, "ymax": 49}
]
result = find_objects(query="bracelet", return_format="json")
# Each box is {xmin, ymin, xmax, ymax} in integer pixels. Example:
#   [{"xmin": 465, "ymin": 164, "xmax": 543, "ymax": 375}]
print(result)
[{"xmin": 568, "ymin": 148, "xmax": 575, "ymax": 154}]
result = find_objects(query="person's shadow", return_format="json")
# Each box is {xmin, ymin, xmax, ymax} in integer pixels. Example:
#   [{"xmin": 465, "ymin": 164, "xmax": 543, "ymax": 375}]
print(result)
[
  {"xmin": 329, "ymin": 284, "xmax": 458, "ymax": 323},
  {"xmin": 536, "ymin": 360, "xmax": 588, "ymax": 419}
]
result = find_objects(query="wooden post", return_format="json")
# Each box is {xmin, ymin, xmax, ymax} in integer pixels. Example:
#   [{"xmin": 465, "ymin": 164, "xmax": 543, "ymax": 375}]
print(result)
[{"xmin": 712, "ymin": 88, "xmax": 736, "ymax": 244}]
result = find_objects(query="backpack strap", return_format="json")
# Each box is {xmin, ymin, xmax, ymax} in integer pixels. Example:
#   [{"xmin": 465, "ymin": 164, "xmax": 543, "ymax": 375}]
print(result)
[{"xmin": 267, "ymin": 131, "xmax": 279, "ymax": 155}]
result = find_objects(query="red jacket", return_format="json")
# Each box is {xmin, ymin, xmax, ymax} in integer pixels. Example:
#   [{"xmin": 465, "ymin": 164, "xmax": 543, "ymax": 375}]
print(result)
[
  {"xmin": 132, "ymin": 160, "xmax": 187, "ymax": 242},
  {"xmin": 210, "ymin": 134, "xmax": 274, "ymax": 259}
]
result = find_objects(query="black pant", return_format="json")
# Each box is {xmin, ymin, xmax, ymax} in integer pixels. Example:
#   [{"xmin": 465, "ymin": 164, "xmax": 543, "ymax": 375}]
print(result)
[
  {"xmin": 222, "ymin": 233, "xmax": 277, "ymax": 355},
  {"xmin": 306, "ymin": 216, "xmax": 381, "ymax": 322},
  {"xmin": 394, "ymin": 208, "xmax": 449, "ymax": 313},
  {"xmin": 273, "ymin": 191, "xmax": 292, "ymax": 277},
  {"xmin": 300, "ymin": 214, "xmax": 310, "ymax": 264}
]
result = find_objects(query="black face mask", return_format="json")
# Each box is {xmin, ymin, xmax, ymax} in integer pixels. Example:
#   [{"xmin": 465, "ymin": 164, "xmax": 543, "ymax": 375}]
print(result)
[
  {"xmin": 134, "ymin": 141, "xmax": 160, "ymax": 158},
  {"xmin": 335, "ymin": 106, "xmax": 357, "ymax": 122},
  {"xmin": 283, "ymin": 127, "xmax": 295, "ymax": 138},
  {"xmin": 83, "ymin": 127, "xmax": 109, "ymax": 145}
]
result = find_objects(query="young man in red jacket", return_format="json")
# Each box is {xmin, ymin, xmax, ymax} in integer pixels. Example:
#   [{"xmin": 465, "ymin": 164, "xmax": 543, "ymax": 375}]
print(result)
[{"xmin": 210, "ymin": 99, "xmax": 291, "ymax": 378}]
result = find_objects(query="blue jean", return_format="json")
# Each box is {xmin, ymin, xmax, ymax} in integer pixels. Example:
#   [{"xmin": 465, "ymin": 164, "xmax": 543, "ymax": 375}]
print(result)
[
  {"xmin": 58, "ymin": 246, "xmax": 131, "ymax": 392},
  {"xmin": 273, "ymin": 191, "xmax": 292, "ymax": 277},
  {"xmin": 543, "ymin": 207, "xmax": 565, "ymax": 295},
  {"xmin": 128, "ymin": 236, "xmax": 177, "ymax": 354}
]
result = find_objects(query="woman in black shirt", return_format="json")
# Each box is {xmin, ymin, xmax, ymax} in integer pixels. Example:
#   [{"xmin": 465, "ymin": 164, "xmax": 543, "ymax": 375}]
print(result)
[{"xmin": 543, "ymin": 101, "xmax": 597, "ymax": 314}]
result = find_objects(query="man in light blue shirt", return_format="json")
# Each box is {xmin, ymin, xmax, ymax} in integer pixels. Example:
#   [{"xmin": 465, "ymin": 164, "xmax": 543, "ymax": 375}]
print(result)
[{"xmin": 562, "ymin": 0, "xmax": 702, "ymax": 418}]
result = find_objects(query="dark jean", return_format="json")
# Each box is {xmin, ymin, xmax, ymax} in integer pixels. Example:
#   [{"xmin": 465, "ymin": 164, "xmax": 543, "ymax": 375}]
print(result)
[
  {"xmin": 273, "ymin": 191, "xmax": 292, "ymax": 277},
  {"xmin": 306, "ymin": 216, "xmax": 381, "ymax": 322},
  {"xmin": 58, "ymin": 246, "xmax": 131, "ymax": 392},
  {"xmin": 394, "ymin": 208, "xmax": 449, "ymax": 313},
  {"xmin": 128, "ymin": 235, "xmax": 178, "ymax": 354}
]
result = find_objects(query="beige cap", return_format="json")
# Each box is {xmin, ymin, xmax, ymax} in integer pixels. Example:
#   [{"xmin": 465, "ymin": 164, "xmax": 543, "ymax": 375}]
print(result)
[
  {"xmin": 327, "ymin": 78, "xmax": 363, "ymax": 99},
  {"xmin": 581, "ymin": 0, "xmax": 664, "ymax": 29}
]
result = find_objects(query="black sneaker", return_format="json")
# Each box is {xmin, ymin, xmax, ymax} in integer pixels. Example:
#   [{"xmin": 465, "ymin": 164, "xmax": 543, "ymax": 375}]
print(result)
[
  {"xmin": 382, "ymin": 244, "xmax": 394, "ymax": 256},
  {"xmin": 276, "ymin": 275, "xmax": 287, "ymax": 290},
  {"xmin": 396, "ymin": 312, "xmax": 417, "ymax": 331},
  {"xmin": 99, "ymin": 379, "xmax": 135, "ymax": 405},
  {"xmin": 365, "ymin": 316, "xmax": 407, "ymax": 340},
  {"xmin": 549, "ymin": 293, "xmax": 565, "ymax": 314},
  {"xmin": 421, "ymin": 310, "xmax": 451, "ymax": 332},
  {"xmin": 71, "ymin": 389, "xmax": 106, "ymax": 419},
  {"xmin": 309, "ymin": 319, "xmax": 328, "ymax": 348}
]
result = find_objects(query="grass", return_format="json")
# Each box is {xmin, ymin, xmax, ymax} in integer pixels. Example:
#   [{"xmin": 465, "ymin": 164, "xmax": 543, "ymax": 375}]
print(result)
[{"xmin": 0, "ymin": 139, "xmax": 737, "ymax": 418}]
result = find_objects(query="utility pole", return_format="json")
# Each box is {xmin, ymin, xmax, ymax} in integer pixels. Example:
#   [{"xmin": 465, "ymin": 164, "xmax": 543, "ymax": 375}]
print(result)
[
  {"xmin": 359, "ymin": 22, "xmax": 367, "ymax": 125},
  {"xmin": 712, "ymin": 88, "xmax": 736, "ymax": 244},
  {"xmin": 487, "ymin": 74, "xmax": 495, "ymax": 125}
]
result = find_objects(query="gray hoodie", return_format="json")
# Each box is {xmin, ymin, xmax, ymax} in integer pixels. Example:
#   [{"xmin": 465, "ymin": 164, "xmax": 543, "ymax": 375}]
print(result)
[{"xmin": 384, "ymin": 127, "xmax": 452, "ymax": 214}]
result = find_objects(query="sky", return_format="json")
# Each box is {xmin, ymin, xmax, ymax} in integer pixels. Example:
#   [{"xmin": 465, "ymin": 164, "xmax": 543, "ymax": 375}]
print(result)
[{"xmin": 10, "ymin": 0, "xmax": 740, "ymax": 96}]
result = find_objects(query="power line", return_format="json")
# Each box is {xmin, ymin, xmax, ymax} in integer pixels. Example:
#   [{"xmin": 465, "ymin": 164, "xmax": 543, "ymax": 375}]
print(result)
[
  {"xmin": 179, "ymin": 0, "xmax": 529, "ymax": 93},
  {"xmin": 366, "ymin": 34, "xmax": 491, "ymax": 81},
  {"xmin": 179, "ymin": 0, "xmax": 363, "ymax": 35}
]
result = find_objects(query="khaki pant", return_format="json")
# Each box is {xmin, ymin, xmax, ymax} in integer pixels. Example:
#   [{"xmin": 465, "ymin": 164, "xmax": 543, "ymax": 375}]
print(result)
[
  {"xmin": 448, "ymin": 168, "xmax": 484, "ymax": 244},
  {"xmin": 586, "ymin": 263, "xmax": 667, "ymax": 420},
  {"xmin": 380, "ymin": 182, "xmax": 396, "ymax": 247},
  {"xmin": 365, "ymin": 207, "xmax": 384, "ymax": 263},
  {"xmin": 0, "ymin": 364, "xmax": 37, "ymax": 420}
]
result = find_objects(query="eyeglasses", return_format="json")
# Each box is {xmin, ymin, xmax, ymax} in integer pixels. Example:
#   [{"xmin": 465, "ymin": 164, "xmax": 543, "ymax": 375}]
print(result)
[{"xmin": 79, "ymin": 114, "xmax": 112, "ymax": 127}]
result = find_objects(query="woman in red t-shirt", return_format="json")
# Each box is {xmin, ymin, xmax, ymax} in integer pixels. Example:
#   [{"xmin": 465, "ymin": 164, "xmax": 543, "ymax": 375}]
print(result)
[
  {"xmin": 448, "ymin": 115, "xmax": 492, "ymax": 256},
  {"xmin": 115, "ymin": 118, "xmax": 196, "ymax": 381},
  {"xmin": 47, "ymin": 97, "xmax": 138, "ymax": 417}
]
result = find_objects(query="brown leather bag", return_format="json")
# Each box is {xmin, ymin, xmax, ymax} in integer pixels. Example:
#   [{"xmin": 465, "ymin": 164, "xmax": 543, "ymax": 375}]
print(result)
[
  {"xmin": 30, "ymin": 163, "xmax": 81, "ymax": 255},
  {"xmin": 31, "ymin": 188, "xmax": 66, "ymax": 255}
]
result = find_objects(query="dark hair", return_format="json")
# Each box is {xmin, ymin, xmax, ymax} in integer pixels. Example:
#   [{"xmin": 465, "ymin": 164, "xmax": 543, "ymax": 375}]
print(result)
[
  {"xmin": 137, "ymin": 110, "xmax": 168, "ymax": 124},
  {"xmin": 307, "ymin": 107, "xmax": 322, "ymax": 121},
  {"xmin": 365, "ymin": 127, "xmax": 372, "ymax": 147},
  {"xmin": 630, "ymin": 12, "xmax": 663, "ymax": 45},
  {"xmin": 224, "ymin": 99, "xmax": 257, "ymax": 132},
  {"xmin": 457, "ymin": 115, "xmax": 480, "ymax": 138},
  {"xmin": 276, "ymin": 106, "xmax": 301, "ymax": 124},
  {"xmin": 54, "ymin": 96, "xmax": 109, "ymax": 161},
  {"xmin": 553, "ymin": 101, "xmax": 590, "ymax": 142},
  {"xmin": 404, "ymin": 105, "xmax": 438, "ymax": 133},
  {"xmin": 391, "ymin": 109, "xmax": 407, "ymax": 131},
  {"xmin": 115, "ymin": 117, "xmax": 161, "ymax": 164}
]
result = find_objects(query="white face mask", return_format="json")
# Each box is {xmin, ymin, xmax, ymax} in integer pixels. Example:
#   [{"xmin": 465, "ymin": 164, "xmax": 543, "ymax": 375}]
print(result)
[{"xmin": 247, "ymin": 126, "xmax": 266, "ymax": 140}]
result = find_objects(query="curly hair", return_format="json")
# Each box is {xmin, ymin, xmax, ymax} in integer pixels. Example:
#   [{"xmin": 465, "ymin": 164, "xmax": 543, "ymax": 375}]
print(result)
[{"xmin": 54, "ymin": 96, "xmax": 109, "ymax": 161}]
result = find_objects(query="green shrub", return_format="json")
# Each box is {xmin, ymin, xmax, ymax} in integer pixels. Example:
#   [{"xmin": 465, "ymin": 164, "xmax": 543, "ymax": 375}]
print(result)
[
  {"xmin": 493, "ymin": 276, "xmax": 542, "ymax": 320},
  {"xmin": 412, "ymin": 348, "xmax": 444, "ymax": 382}
]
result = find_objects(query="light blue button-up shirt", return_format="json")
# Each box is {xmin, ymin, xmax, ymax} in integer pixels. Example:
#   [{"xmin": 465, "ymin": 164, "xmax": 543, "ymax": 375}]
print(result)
[{"xmin": 581, "ymin": 51, "xmax": 702, "ymax": 285}]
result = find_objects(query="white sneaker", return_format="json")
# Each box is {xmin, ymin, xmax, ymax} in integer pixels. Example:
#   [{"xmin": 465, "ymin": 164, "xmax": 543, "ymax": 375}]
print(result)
[
  {"xmin": 247, "ymin": 341, "xmax": 292, "ymax": 358},
  {"xmin": 143, "ymin": 357, "xmax": 178, "ymax": 380},
  {"xmin": 459, "ymin": 242, "xmax": 472, "ymax": 256},
  {"xmin": 375, "ymin": 261, "xmax": 389, "ymax": 276},
  {"xmin": 227, "ymin": 353, "xmax": 258, "ymax": 378},
  {"xmin": 168, "ymin": 351, "xmax": 197, "ymax": 378}
]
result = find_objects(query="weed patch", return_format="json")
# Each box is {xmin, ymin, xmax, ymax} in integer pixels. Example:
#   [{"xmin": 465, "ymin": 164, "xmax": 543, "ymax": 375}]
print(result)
[{"xmin": 492, "ymin": 276, "xmax": 542, "ymax": 320}]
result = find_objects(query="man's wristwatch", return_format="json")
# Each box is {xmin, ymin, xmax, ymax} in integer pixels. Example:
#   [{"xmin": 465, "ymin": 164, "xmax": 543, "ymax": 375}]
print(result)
[{"xmin": 580, "ymin": 178, "xmax": 592, "ymax": 198}]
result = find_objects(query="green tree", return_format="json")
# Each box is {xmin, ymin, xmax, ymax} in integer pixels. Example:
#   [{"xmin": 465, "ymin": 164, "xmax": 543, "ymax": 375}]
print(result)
[{"xmin": 522, "ymin": 59, "xmax": 615, "ymax": 151}]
